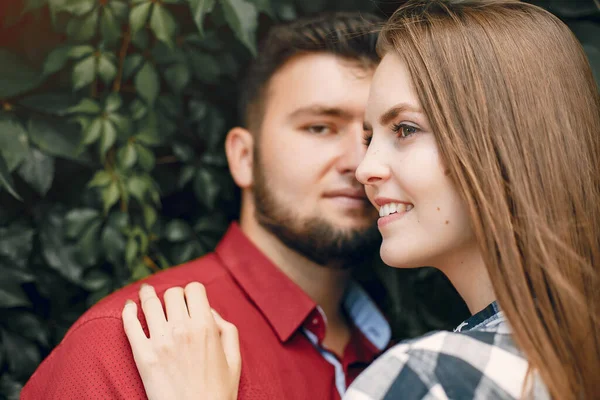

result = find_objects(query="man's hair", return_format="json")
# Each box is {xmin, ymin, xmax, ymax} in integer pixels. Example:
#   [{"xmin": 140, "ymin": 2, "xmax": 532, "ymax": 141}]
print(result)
[{"xmin": 239, "ymin": 12, "xmax": 383, "ymax": 132}]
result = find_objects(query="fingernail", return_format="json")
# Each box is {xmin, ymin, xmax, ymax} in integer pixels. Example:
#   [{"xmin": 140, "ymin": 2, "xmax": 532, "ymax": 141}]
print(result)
[{"xmin": 125, "ymin": 299, "xmax": 135, "ymax": 308}]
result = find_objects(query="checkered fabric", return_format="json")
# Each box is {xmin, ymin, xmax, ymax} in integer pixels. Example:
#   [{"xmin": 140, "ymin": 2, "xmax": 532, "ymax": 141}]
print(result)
[{"xmin": 344, "ymin": 302, "xmax": 550, "ymax": 400}]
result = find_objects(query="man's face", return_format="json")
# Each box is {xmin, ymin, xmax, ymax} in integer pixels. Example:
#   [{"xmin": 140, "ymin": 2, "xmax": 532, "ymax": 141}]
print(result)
[{"xmin": 252, "ymin": 53, "xmax": 380, "ymax": 267}]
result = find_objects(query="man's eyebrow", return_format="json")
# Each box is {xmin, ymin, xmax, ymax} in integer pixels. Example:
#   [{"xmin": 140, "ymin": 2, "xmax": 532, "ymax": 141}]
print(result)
[
  {"xmin": 379, "ymin": 103, "xmax": 424, "ymax": 126},
  {"xmin": 288, "ymin": 105, "xmax": 354, "ymax": 120}
]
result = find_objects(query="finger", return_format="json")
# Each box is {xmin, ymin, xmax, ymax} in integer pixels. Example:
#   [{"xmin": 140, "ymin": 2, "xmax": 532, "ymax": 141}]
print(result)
[
  {"xmin": 122, "ymin": 300, "xmax": 148, "ymax": 343},
  {"xmin": 139, "ymin": 283, "xmax": 167, "ymax": 338},
  {"xmin": 163, "ymin": 286, "xmax": 189, "ymax": 323},
  {"xmin": 122, "ymin": 300, "xmax": 150, "ymax": 356},
  {"xmin": 184, "ymin": 282, "xmax": 212, "ymax": 320},
  {"xmin": 211, "ymin": 309, "xmax": 242, "ymax": 378}
]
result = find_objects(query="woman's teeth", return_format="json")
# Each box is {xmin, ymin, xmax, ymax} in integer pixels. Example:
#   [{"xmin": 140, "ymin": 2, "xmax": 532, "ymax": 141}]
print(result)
[{"xmin": 379, "ymin": 203, "xmax": 413, "ymax": 217}]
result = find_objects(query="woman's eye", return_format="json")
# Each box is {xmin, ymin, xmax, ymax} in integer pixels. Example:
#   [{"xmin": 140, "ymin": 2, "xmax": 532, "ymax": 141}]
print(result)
[
  {"xmin": 392, "ymin": 123, "xmax": 419, "ymax": 139},
  {"xmin": 306, "ymin": 125, "xmax": 331, "ymax": 134}
]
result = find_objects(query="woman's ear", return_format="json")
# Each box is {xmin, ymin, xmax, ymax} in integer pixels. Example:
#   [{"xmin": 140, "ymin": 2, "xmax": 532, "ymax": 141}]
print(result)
[{"xmin": 225, "ymin": 127, "xmax": 254, "ymax": 189}]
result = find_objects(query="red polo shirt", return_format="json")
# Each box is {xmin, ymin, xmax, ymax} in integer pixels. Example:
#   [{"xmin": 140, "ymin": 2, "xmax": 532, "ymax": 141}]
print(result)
[{"xmin": 21, "ymin": 223, "xmax": 390, "ymax": 400}]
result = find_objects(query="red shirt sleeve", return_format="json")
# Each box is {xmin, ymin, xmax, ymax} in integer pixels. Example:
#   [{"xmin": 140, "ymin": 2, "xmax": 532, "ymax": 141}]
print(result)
[{"xmin": 21, "ymin": 316, "xmax": 147, "ymax": 400}]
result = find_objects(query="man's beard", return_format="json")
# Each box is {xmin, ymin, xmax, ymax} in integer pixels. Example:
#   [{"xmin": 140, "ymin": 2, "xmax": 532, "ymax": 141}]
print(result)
[{"xmin": 251, "ymin": 152, "xmax": 381, "ymax": 269}]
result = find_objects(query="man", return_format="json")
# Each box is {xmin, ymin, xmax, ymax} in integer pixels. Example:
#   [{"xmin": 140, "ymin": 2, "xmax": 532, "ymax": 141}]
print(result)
[{"xmin": 21, "ymin": 12, "xmax": 389, "ymax": 400}]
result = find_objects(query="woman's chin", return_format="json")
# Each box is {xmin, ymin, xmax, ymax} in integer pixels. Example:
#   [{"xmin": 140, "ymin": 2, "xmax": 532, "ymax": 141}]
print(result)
[{"xmin": 380, "ymin": 247, "xmax": 419, "ymax": 269}]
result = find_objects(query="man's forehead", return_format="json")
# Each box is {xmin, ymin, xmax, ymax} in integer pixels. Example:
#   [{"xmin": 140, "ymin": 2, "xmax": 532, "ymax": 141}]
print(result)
[{"xmin": 263, "ymin": 54, "xmax": 373, "ymax": 119}]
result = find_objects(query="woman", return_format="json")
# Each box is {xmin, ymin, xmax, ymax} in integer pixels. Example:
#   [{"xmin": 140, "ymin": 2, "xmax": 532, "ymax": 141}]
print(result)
[{"xmin": 121, "ymin": 0, "xmax": 600, "ymax": 399}]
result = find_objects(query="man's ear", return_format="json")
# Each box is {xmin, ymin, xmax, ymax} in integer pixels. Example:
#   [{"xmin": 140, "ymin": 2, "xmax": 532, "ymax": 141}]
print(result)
[{"xmin": 225, "ymin": 127, "xmax": 254, "ymax": 189}]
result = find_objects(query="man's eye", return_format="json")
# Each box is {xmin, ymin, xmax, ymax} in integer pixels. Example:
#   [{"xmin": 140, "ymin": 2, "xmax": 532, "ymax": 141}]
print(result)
[{"xmin": 306, "ymin": 125, "xmax": 331, "ymax": 134}]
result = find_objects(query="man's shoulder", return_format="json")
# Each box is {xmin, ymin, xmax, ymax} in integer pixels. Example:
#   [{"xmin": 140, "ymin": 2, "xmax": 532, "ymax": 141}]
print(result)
[{"xmin": 70, "ymin": 252, "xmax": 234, "ymax": 332}]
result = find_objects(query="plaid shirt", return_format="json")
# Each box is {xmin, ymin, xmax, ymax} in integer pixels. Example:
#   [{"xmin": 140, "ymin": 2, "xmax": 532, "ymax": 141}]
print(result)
[{"xmin": 344, "ymin": 302, "xmax": 550, "ymax": 400}]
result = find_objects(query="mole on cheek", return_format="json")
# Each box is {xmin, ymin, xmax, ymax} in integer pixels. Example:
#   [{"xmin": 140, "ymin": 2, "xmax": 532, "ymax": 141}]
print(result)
[
  {"xmin": 445, "ymin": 220, "xmax": 449, "ymax": 225},
  {"xmin": 437, "ymin": 207, "xmax": 440, "ymax": 211}
]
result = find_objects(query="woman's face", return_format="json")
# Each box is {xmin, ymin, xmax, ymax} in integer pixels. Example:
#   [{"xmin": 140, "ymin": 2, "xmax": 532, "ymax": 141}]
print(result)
[{"xmin": 356, "ymin": 52, "xmax": 475, "ymax": 269}]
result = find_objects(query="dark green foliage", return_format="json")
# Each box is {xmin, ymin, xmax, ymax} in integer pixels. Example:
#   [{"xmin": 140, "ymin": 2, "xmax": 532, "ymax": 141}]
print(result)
[{"xmin": 0, "ymin": 1, "xmax": 598, "ymax": 398}]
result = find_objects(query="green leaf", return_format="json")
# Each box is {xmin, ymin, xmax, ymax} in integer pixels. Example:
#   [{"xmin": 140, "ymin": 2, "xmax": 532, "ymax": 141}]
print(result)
[
  {"xmin": 69, "ymin": 44, "xmax": 96, "ymax": 59},
  {"xmin": 43, "ymin": 45, "xmax": 73, "ymax": 76},
  {"xmin": 152, "ymin": 43, "xmax": 186, "ymax": 65},
  {"xmin": 28, "ymin": 117, "xmax": 91, "ymax": 162},
  {"xmin": 189, "ymin": 0, "xmax": 216, "ymax": 34},
  {"xmin": 2, "ymin": 329, "xmax": 41, "ymax": 380},
  {"xmin": 193, "ymin": 167, "xmax": 219, "ymax": 209},
  {"xmin": 0, "ymin": 49, "xmax": 44, "ymax": 100},
  {"xmin": 0, "ymin": 374, "xmax": 22, "ymax": 400},
  {"xmin": 165, "ymin": 219, "xmax": 193, "ymax": 242},
  {"xmin": 131, "ymin": 260, "xmax": 151, "ymax": 280},
  {"xmin": 164, "ymin": 63, "xmax": 191, "ymax": 94},
  {"xmin": 0, "ymin": 116, "xmax": 29, "ymax": 171},
  {"xmin": 0, "ymin": 155, "xmax": 21, "ymax": 201},
  {"xmin": 220, "ymin": 0, "xmax": 258, "ymax": 55},
  {"xmin": 72, "ymin": 55, "xmax": 96, "ymax": 90},
  {"xmin": 101, "ymin": 214, "xmax": 127, "ymax": 264},
  {"xmin": 135, "ymin": 144, "xmax": 155, "ymax": 171},
  {"xmin": 98, "ymin": 54, "xmax": 118, "ymax": 84},
  {"xmin": 118, "ymin": 143, "xmax": 137, "ymax": 168},
  {"xmin": 102, "ymin": 181, "xmax": 120, "ymax": 213},
  {"xmin": 178, "ymin": 165, "xmax": 196, "ymax": 188},
  {"xmin": 82, "ymin": 269, "xmax": 111, "ymax": 291},
  {"xmin": 135, "ymin": 112, "xmax": 163, "ymax": 146},
  {"xmin": 150, "ymin": 4, "xmax": 177, "ymax": 47},
  {"xmin": 100, "ymin": 119, "xmax": 117, "ymax": 159},
  {"xmin": 127, "ymin": 174, "xmax": 148, "ymax": 202},
  {"xmin": 130, "ymin": 2, "xmax": 152, "ymax": 33},
  {"xmin": 173, "ymin": 143, "xmax": 195, "ymax": 162},
  {"xmin": 108, "ymin": 113, "xmax": 132, "ymax": 135},
  {"xmin": 130, "ymin": 98, "xmax": 148, "ymax": 120},
  {"xmin": 4, "ymin": 311, "xmax": 49, "ymax": 347},
  {"xmin": 101, "ymin": 7, "xmax": 122, "ymax": 46},
  {"xmin": 170, "ymin": 241, "xmax": 202, "ymax": 265},
  {"xmin": 109, "ymin": 0, "xmax": 129, "ymax": 19},
  {"xmin": 69, "ymin": 98, "xmax": 102, "ymax": 115},
  {"xmin": 39, "ymin": 209, "xmax": 86, "ymax": 282},
  {"xmin": 54, "ymin": 0, "xmax": 96, "ymax": 16},
  {"xmin": 0, "ymin": 265, "xmax": 34, "ymax": 284},
  {"xmin": 0, "ymin": 284, "xmax": 30, "ymax": 308},
  {"xmin": 143, "ymin": 204, "xmax": 157, "ymax": 228},
  {"xmin": 125, "ymin": 237, "xmax": 139, "ymax": 265},
  {"xmin": 83, "ymin": 117, "xmax": 103, "ymax": 145},
  {"xmin": 66, "ymin": 10, "xmax": 99, "ymax": 42},
  {"xmin": 131, "ymin": 29, "xmax": 150, "ymax": 50},
  {"xmin": 88, "ymin": 170, "xmax": 113, "ymax": 187},
  {"xmin": 188, "ymin": 51, "xmax": 220, "ymax": 83},
  {"xmin": 105, "ymin": 93, "xmax": 122, "ymax": 113},
  {"xmin": 65, "ymin": 208, "xmax": 101, "ymax": 239},
  {"xmin": 123, "ymin": 54, "xmax": 144, "ymax": 81},
  {"xmin": 17, "ymin": 148, "xmax": 55, "ymax": 196},
  {"xmin": 76, "ymin": 219, "xmax": 103, "ymax": 267},
  {"xmin": 19, "ymin": 93, "xmax": 77, "ymax": 116},
  {"xmin": 135, "ymin": 62, "xmax": 160, "ymax": 104},
  {"xmin": 0, "ymin": 224, "xmax": 34, "ymax": 267}
]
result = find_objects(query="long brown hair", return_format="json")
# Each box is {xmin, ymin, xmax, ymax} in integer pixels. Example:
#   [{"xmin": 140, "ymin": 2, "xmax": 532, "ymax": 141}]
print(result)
[{"xmin": 378, "ymin": 0, "xmax": 600, "ymax": 398}]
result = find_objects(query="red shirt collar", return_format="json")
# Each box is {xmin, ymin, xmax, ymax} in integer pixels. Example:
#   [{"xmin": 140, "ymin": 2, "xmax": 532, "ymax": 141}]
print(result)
[{"xmin": 215, "ymin": 223, "xmax": 317, "ymax": 342}]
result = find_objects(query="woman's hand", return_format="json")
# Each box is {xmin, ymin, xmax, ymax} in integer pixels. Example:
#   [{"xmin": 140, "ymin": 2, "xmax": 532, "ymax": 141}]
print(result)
[{"xmin": 122, "ymin": 282, "xmax": 241, "ymax": 400}]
